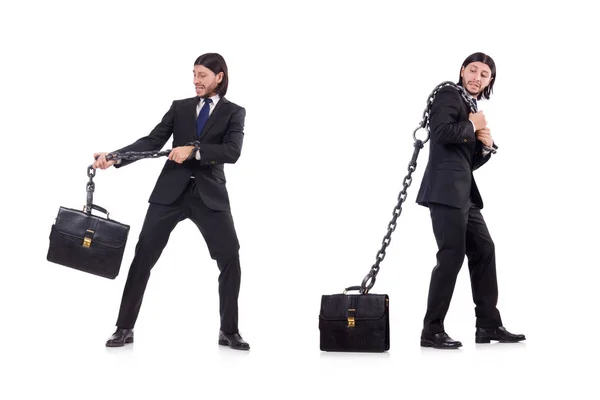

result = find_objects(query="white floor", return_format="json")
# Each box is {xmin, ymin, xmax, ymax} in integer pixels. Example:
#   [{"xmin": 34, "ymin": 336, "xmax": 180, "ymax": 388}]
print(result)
[{"xmin": 1, "ymin": 279, "xmax": 594, "ymax": 400}]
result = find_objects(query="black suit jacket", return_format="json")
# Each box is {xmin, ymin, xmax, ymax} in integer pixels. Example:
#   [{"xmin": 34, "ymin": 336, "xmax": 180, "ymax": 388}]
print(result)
[
  {"xmin": 415, "ymin": 86, "xmax": 497, "ymax": 209},
  {"xmin": 113, "ymin": 96, "xmax": 245, "ymax": 212}
]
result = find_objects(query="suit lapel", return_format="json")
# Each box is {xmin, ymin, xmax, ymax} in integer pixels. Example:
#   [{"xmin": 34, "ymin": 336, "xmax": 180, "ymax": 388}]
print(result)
[
  {"xmin": 184, "ymin": 98, "xmax": 199, "ymax": 143},
  {"xmin": 199, "ymin": 97, "xmax": 228, "ymax": 140}
]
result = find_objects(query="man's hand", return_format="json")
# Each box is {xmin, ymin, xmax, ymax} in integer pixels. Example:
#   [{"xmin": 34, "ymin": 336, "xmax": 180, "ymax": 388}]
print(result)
[
  {"xmin": 476, "ymin": 127, "xmax": 494, "ymax": 148},
  {"xmin": 93, "ymin": 152, "xmax": 116, "ymax": 169},
  {"xmin": 469, "ymin": 111, "xmax": 487, "ymax": 131},
  {"xmin": 168, "ymin": 146, "xmax": 195, "ymax": 164}
]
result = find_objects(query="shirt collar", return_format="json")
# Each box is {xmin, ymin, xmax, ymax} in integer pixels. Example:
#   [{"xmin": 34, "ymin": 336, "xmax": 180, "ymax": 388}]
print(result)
[{"xmin": 199, "ymin": 94, "xmax": 220, "ymax": 106}]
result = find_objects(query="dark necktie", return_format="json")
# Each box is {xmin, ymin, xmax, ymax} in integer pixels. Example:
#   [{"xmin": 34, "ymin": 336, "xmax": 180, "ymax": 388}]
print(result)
[
  {"xmin": 196, "ymin": 98, "xmax": 213, "ymax": 139},
  {"xmin": 472, "ymin": 98, "xmax": 478, "ymax": 112}
]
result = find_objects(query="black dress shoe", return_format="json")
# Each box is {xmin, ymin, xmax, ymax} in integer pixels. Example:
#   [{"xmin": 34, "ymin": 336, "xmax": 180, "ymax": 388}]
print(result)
[
  {"xmin": 420, "ymin": 332, "xmax": 462, "ymax": 349},
  {"xmin": 105, "ymin": 328, "xmax": 134, "ymax": 347},
  {"xmin": 475, "ymin": 326, "xmax": 526, "ymax": 343},
  {"xmin": 218, "ymin": 331, "xmax": 250, "ymax": 350}
]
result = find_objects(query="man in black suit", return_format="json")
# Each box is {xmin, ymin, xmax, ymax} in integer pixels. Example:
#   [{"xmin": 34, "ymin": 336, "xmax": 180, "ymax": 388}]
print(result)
[
  {"xmin": 415, "ymin": 52, "xmax": 525, "ymax": 349},
  {"xmin": 93, "ymin": 53, "xmax": 249, "ymax": 350}
]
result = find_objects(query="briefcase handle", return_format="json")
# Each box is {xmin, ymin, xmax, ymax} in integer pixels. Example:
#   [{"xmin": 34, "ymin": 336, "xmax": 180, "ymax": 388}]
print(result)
[
  {"xmin": 83, "ymin": 203, "xmax": 110, "ymax": 219},
  {"xmin": 343, "ymin": 286, "xmax": 362, "ymax": 294}
]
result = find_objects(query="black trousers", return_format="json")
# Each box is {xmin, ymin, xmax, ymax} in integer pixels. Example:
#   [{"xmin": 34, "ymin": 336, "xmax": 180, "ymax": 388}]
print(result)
[
  {"xmin": 115, "ymin": 179, "xmax": 241, "ymax": 333},
  {"xmin": 423, "ymin": 201, "xmax": 502, "ymax": 335}
]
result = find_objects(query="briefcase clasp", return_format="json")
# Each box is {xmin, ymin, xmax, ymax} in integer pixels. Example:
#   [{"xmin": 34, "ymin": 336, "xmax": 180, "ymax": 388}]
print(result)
[
  {"xmin": 348, "ymin": 308, "xmax": 356, "ymax": 327},
  {"xmin": 82, "ymin": 229, "xmax": 94, "ymax": 248}
]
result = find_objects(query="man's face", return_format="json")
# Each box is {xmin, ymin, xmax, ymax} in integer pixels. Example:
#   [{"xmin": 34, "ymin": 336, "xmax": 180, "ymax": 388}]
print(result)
[
  {"xmin": 193, "ymin": 65, "xmax": 223, "ymax": 98},
  {"xmin": 460, "ymin": 62, "xmax": 492, "ymax": 97}
]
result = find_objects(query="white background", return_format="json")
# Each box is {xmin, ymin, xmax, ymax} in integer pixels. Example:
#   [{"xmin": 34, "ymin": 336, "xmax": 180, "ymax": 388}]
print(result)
[{"xmin": 1, "ymin": 0, "xmax": 598, "ymax": 398}]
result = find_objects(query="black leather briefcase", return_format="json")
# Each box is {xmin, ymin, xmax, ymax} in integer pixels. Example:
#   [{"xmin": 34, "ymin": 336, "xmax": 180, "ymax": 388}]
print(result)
[
  {"xmin": 319, "ymin": 287, "xmax": 389, "ymax": 352},
  {"xmin": 47, "ymin": 205, "xmax": 129, "ymax": 279},
  {"xmin": 47, "ymin": 165, "xmax": 130, "ymax": 279}
]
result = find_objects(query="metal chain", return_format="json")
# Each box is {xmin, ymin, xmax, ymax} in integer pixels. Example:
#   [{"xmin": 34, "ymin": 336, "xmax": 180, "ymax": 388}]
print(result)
[
  {"xmin": 103, "ymin": 140, "xmax": 201, "ymax": 162},
  {"xmin": 359, "ymin": 81, "xmax": 477, "ymax": 294},
  {"xmin": 85, "ymin": 165, "xmax": 96, "ymax": 213},
  {"xmin": 105, "ymin": 149, "xmax": 172, "ymax": 162},
  {"xmin": 415, "ymin": 81, "xmax": 476, "ymax": 136},
  {"xmin": 359, "ymin": 139, "xmax": 424, "ymax": 293},
  {"xmin": 84, "ymin": 141, "xmax": 202, "ymax": 212}
]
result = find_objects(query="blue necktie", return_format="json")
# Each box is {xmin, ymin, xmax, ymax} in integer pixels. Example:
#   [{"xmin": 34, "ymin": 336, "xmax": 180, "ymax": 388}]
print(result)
[
  {"xmin": 196, "ymin": 98, "xmax": 213, "ymax": 139},
  {"xmin": 472, "ymin": 98, "xmax": 478, "ymax": 112}
]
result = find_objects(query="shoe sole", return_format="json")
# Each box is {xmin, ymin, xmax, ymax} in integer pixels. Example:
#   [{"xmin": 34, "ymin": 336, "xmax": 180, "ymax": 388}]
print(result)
[
  {"xmin": 420, "ymin": 340, "xmax": 462, "ymax": 349},
  {"xmin": 218, "ymin": 339, "xmax": 250, "ymax": 350},
  {"xmin": 475, "ymin": 338, "xmax": 525, "ymax": 344},
  {"xmin": 105, "ymin": 337, "xmax": 133, "ymax": 347}
]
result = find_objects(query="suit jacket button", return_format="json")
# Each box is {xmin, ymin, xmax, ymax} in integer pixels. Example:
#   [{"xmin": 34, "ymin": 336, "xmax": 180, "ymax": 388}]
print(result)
[{"xmin": 463, "ymin": 138, "xmax": 468, "ymax": 143}]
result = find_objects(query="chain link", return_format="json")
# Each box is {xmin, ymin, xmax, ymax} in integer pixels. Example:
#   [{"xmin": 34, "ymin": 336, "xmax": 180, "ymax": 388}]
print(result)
[{"xmin": 359, "ymin": 81, "xmax": 475, "ymax": 294}]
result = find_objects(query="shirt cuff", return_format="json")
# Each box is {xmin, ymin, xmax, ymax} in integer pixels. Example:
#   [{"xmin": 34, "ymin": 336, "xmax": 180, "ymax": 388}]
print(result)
[{"xmin": 195, "ymin": 148, "xmax": 201, "ymax": 160}]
